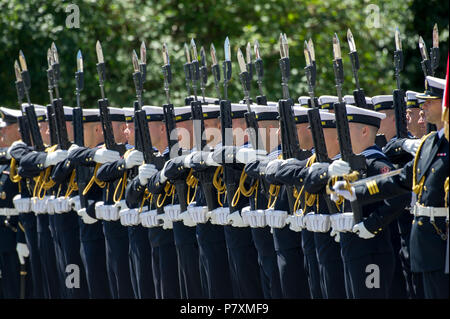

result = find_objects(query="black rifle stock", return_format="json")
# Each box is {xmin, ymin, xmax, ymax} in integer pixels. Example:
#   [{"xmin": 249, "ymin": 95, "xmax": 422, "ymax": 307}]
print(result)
[
  {"xmin": 46, "ymin": 104, "xmax": 58, "ymax": 146},
  {"xmin": 307, "ymin": 109, "xmax": 338, "ymax": 214},
  {"xmin": 18, "ymin": 116, "xmax": 32, "ymax": 147},
  {"xmin": 98, "ymin": 98, "xmax": 126, "ymax": 155},
  {"xmin": 52, "ymin": 98, "xmax": 70, "ymax": 150},
  {"xmin": 24, "ymin": 105, "xmax": 45, "ymax": 152},
  {"xmin": 72, "ymin": 107, "xmax": 90, "ymax": 210},
  {"xmin": 333, "ymin": 102, "xmax": 366, "ymax": 223},
  {"xmin": 393, "ymin": 89, "xmax": 408, "ymax": 138}
]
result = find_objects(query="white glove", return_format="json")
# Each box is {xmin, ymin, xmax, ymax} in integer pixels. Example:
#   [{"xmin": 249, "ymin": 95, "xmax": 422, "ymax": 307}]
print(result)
[
  {"xmin": 236, "ymin": 148, "xmax": 267, "ymax": 164},
  {"xmin": 79, "ymin": 208, "xmax": 98, "ymax": 224},
  {"xmin": 327, "ymin": 160, "xmax": 351, "ymax": 177},
  {"xmin": 330, "ymin": 229, "xmax": 341, "ymax": 242},
  {"xmin": 265, "ymin": 159, "xmax": 285, "ymax": 173},
  {"xmin": 68, "ymin": 144, "xmax": 81, "ymax": 157},
  {"xmin": 125, "ymin": 150, "xmax": 144, "ymax": 169},
  {"xmin": 7, "ymin": 141, "xmax": 26, "ymax": 159},
  {"xmin": 183, "ymin": 152, "xmax": 197, "ymax": 168},
  {"xmin": 205, "ymin": 152, "xmax": 220, "ymax": 167},
  {"xmin": 138, "ymin": 164, "xmax": 158, "ymax": 186},
  {"xmin": 403, "ymin": 139, "xmax": 421, "ymax": 156},
  {"xmin": 44, "ymin": 150, "xmax": 68, "ymax": 167},
  {"xmin": 332, "ymin": 181, "xmax": 356, "ymax": 202},
  {"xmin": 353, "ymin": 222, "xmax": 375, "ymax": 239},
  {"xmin": 180, "ymin": 211, "xmax": 197, "ymax": 227},
  {"xmin": 93, "ymin": 148, "xmax": 120, "ymax": 164},
  {"xmin": 159, "ymin": 160, "xmax": 170, "ymax": 183},
  {"xmin": 16, "ymin": 243, "xmax": 29, "ymax": 265},
  {"xmin": 227, "ymin": 211, "xmax": 248, "ymax": 227}
]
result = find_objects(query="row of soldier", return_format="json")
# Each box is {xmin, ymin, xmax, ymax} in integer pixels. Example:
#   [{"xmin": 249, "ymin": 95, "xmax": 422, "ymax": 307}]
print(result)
[{"xmin": 0, "ymin": 28, "xmax": 448, "ymax": 299}]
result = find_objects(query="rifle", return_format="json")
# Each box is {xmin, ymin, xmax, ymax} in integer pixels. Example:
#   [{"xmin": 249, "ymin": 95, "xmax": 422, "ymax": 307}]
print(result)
[
  {"xmin": 50, "ymin": 43, "xmax": 70, "ymax": 150},
  {"xmin": 162, "ymin": 42, "xmax": 189, "ymax": 213},
  {"xmin": 347, "ymin": 29, "xmax": 367, "ymax": 109},
  {"xmin": 95, "ymin": 41, "xmax": 126, "ymax": 155},
  {"xmin": 183, "ymin": 43, "xmax": 194, "ymax": 105},
  {"xmin": 253, "ymin": 40, "xmax": 267, "ymax": 105},
  {"xmin": 14, "ymin": 60, "xmax": 32, "ymax": 146},
  {"xmin": 72, "ymin": 50, "xmax": 91, "ymax": 211},
  {"xmin": 332, "ymin": 33, "xmax": 366, "ymax": 224},
  {"xmin": 210, "ymin": 44, "xmax": 222, "ymax": 100},
  {"xmin": 46, "ymin": 49, "xmax": 58, "ymax": 145},
  {"xmin": 16, "ymin": 52, "xmax": 45, "ymax": 152},
  {"xmin": 393, "ymin": 28, "xmax": 408, "ymax": 138},
  {"xmin": 304, "ymin": 39, "xmax": 338, "ymax": 214},
  {"xmin": 277, "ymin": 34, "xmax": 311, "ymax": 213}
]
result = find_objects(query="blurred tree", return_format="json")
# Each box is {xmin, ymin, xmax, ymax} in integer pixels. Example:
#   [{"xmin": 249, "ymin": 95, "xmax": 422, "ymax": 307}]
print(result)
[{"xmin": 0, "ymin": 0, "xmax": 448, "ymax": 109}]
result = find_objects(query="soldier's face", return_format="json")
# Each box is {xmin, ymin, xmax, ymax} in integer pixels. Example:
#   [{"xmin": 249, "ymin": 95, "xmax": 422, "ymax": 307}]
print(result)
[
  {"xmin": 0, "ymin": 124, "xmax": 21, "ymax": 146},
  {"xmin": 296, "ymin": 123, "xmax": 313, "ymax": 150},
  {"xmin": 111, "ymin": 121, "xmax": 127, "ymax": 144},
  {"xmin": 125, "ymin": 122, "xmax": 135, "ymax": 146},
  {"xmin": 323, "ymin": 128, "xmax": 340, "ymax": 158},
  {"xmin": 203, "ymin": 118, "xmax": 221, "ymax": 148},
  {"xmin": 39, "ymin": 122, "xmax": 50, "ymax": 145},
  {"xmin": 66, "ymin": 122, "xmax": 74, "ymax": 143},
  {"xmin": 422, "ymin": 99, "xmax": 442, "ymax": 125},
  {"xmin": 378, "ymin": 110, "xmax": 396, "ymax": 141},
  {"xmin": 406, "ymin": 108, "xmax": 426, "ymax": 138},
  {"xmin": 232, "ymin": 118, "xmax": 249, "ymax": 146}
]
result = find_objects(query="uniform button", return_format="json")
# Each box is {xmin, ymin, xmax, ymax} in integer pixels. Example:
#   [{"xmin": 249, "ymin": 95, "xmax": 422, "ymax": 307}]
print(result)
[
  {"xmin": 431, "ymin": 168, "xmax": 435, "ymax": 173},
  {"xmin": 418, "ymin": 220, "xmax": 423, "ymax": 226},
  {"xmin": 378, "ymin": 228, "xmax": 382, "ymax": 231},
  {"xmin": 417, "ymin": 168, "xmax": 420, "ymax": 173},
  {"xmin": 424, "ymin": 186, "xmax": 427, "ymax": 191},
  {"xmin": 299, "ymin": 178, "xmax": 303, "ymax": 182}
]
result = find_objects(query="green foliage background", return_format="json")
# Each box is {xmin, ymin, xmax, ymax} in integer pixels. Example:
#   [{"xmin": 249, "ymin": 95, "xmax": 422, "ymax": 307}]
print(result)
[{"xmin": 0, "ymin": 0, "xmax": 448, "ymax": 109}]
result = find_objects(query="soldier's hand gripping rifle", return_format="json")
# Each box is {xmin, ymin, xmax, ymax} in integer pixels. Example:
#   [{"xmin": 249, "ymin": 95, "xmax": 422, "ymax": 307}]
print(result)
[
  {"xmin": 277, "ymin": 34, "xmax": 311, "ymax": 213},
  {"xmin": 393, "ymin": 28, "xmax": 408, "ymax": 138},
  {"xmin": 13, "ymin": 60, "xmax": 32, "ymax": 146},
  {"xmin": 72, "ymin": 50, "xmax": 90, "ymax": 211},
  {"xmin": 304, "ymin": 39, "xmax": 338, "ymax": 214},
  {"xmin": 332, "ymin": 33, "xmax": 366, "ymax": 224},
  {"xmin": 95, "ymin": 41, "xmax": 126, "ymax": 155},
  {"xmin": 17, "ymin": 51, "xmax": 45, "ymax": 152},
  {"xmin": 347, "ymin": 29, "xmax": 367, "ymax": 109},
  {"xmin": 162, "ymin": 42, "xmax": 189, "ymax": 213},
  {"xmin": 253, "ymin": 40, "xmax": 267, "ymax": 105},
  {"xmin": 50, "ymin": 43, "xmax": 71, "ymax": 150}
]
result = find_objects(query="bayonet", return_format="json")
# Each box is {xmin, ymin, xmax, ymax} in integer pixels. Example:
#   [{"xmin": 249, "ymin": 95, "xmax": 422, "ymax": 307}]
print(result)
[
  {"xmin": 237, "ymin": 48, "xmax": 252, "ymax": 113},
  {"xmin": 46, "ymin": 49, "xmax": 55, "ymax": 102},
  {"xmin": 162, "ymin": 42, "xmax": 172, "ymax": 105},
  {"xmin": 246, "ymin": 42, "xmax": 254, "ymax": 84},
  {"xmin": 253, "ymin": 40, "xmax": 266, "ymax": 104},
  {"xmin": 199, "ymin": 46, "xmax": 208, "ymax": 103},
  {"xmin": 394, "ymin": 27, "xmax": 404, "ymax": 90},
  {"xmin": 183, "ymin": 43, "xmax": 192, "ymax": 100},
  {"xmin": 190, "ymin": 39, "xmax": 200, "ymax": 101},
  {"xmin": 430, "ymin": 24, "xmax": 439, "ymax": 75},
  {"xmin": 279, "ymin": 33, "xmax": 290, "ymax": 99},
  {"xmin": 140, "ymin": 41, "xmax": 147, "ymax": 84},
  {"xmin": 418, "ymin": 36, "xmax": 432, "ymax": 77},
  {"xmin": 75, "ymin": 50, "xmax": 84, "ymax": 109},
  {"xmin": 96, "ymin": 40, "xmax": 106, "ymax": 99},
  {"xmin": 18, "ymin": 50, "xmax": 31, "ymax": 102},
  {"xmin": 308, "ymin": 38, "xmax": 317, "ymax": 76},
  {"xmin": 132, "ymin": 49, "xmax": 143, "ymax": 108},
  {"xmin": 210, "ymin": 43, "xmax": 221, "ymax": 99},
  {"xmin": 332, "ymin": 33, "xmax": 344, "ymax": 102},
  {"xmin": 347, "ymin": 29, "xmax": 367, "ymax": 108},
  {"xmin": 304, "ymin": 40, "xmax": 317, "ymax": 108},
  {"xmin": 223, "ymin": 36, "xmax": 232, "ymax": 100},
  {"xmin": 50, "ymin": 42, "xmax": 60, "ymax": 98}
]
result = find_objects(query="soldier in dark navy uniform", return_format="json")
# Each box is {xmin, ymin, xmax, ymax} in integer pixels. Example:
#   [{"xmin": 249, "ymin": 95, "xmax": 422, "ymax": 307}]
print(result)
[
  {"xmin": 271, "ymin": 109, "xmax": 347, "ymax": 299},
  {"xmin": 0, "ymin": 115, "xmax": 29, "ymax": 298},
  {"xmin": 335, "ymin": 76, "xmax": 448, "ymax": 299},
  {"xmin": 64, "ymin": 108, "xmax": 112, "ymax": 298}
]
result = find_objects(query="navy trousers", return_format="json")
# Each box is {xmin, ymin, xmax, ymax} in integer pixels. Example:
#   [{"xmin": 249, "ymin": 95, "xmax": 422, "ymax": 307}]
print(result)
[
  {"xmin": 302, "ymin": 230, "xmax": 322, "ymax": 299},
  {"xmin": 224, "ymin": 226, "xmax": 264, "ymax": 298},
  {"xmin": 251, "ymin": 227, "xmax": 282, "ymax": 299},
  {"xmin": 422, "ymin": 270, "xmax": 449, "ymax": 299},
  {"xmin": 148, "ymin": 227, "xmax": 180, "ymax": 299},
  {"xmin": 128, "ymin": 225, "xmax": 155, "ymax": 299},
  {"xmin": 103, "ymin": 220, "xmax": 134, "ymax": 299},
  {"xmin": 343, "ymin": 252, "xmax": 395, "ymax": 299},
  {"xmin": 172, "ymin": 221, "xmax": 203, "ymax": 298},
  {"xmin": 0, "ymin": 251, "xmax": 19, "ymax": 298},
  {"xmin": 273, "ymin": 227, "xmax": 311, "ymax": 298},
  {"xmin": 196, "ymin": 223, "xmax": 234, "ymax": 298},
  {"xmin": 19, "ymin": 214, "xmax": 44, "ymax": 298}
]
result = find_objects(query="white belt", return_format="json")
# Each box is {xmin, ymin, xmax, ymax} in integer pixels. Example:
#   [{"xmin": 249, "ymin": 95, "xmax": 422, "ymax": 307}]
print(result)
[
  {"xmin": 412, "ymin": 203, "xmax": 449, "ymax": 221},
  {"xmin": 0, "ymin": 208, "xmax": 18, "ymax": 216}
]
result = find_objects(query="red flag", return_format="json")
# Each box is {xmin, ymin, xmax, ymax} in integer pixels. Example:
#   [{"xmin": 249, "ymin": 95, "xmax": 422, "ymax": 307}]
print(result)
[{"xmin": 443, "ymin": 53, "xmax": 449, "ymax": 140}]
